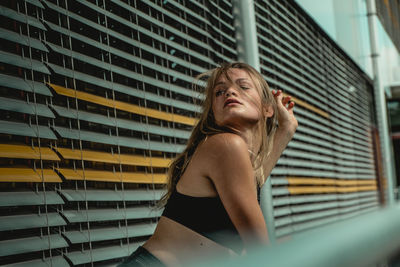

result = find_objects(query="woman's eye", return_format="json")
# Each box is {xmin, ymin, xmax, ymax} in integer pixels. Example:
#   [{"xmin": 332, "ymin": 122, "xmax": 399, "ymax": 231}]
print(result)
[
  {"xmin": 215, "ymin": 89, "xmax": 224, "ymax": 96},
  {"xmin": 240, "ymin": 86, "xmax": 249, "ymax": 90}
]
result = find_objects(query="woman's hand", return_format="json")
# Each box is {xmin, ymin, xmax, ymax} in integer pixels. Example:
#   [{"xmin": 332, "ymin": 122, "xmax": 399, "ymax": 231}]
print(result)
[
  {"xmin": 261, "ymin": 89, "xmax": 298, "ymax": 183},
  {"xmin": 272, "ymin": 89, "xmax": 298, "ymax": 136}
]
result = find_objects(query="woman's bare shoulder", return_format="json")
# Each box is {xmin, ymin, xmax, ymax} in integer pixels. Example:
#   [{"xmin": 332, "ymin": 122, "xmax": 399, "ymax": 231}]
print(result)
[
  {"xmin": 196, "ymin": 133, "xmax": 251, "ymax": 180},
  {"xmin": 199, "ymin": 133, "xmax": 248, "ymax": 156}
]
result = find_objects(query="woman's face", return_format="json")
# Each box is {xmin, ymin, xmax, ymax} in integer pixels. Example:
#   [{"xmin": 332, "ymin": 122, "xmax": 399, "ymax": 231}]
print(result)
[{"xmin": 212, "ymin": 68, "xmax": 264, "ymax": 130}]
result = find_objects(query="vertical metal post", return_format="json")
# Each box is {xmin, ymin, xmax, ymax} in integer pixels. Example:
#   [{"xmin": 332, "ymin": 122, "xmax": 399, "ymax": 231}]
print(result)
[
  {"xmin": 261, "ymin": 177, "xmax": 276, "ymax": 244},
  {"xmin": 233, "ymin": 0, "xmax": 276, "ymax": 242},
  {"xmin": 232, "ymin": 0, "xmax": 260, "ymax": 70},
  {"xmin": 366, "ymin": 0, "xmax": 396, "ymax": 205}
]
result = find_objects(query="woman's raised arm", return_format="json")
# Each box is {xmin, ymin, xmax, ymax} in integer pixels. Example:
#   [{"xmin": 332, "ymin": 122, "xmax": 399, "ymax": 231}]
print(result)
[{"xmin": 262, "ymin": 90, "xmax": 298, "ymax": 181}]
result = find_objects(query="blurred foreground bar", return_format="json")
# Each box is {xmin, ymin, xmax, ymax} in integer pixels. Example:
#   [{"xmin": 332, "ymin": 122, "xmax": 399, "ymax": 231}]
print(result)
[{"xmin": 194, "ymin": 203, "xmax": 400, "ymax": 267}]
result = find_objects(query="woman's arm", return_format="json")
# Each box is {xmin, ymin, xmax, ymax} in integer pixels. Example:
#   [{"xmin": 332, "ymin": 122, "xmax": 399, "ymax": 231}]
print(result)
[
  {"xmin": 201, "ymin": 133, "xmax": 269, "ymax": 248},
  {"xmin": 262, "ymin": 90, "xmax": 298, "ymax": 181}
]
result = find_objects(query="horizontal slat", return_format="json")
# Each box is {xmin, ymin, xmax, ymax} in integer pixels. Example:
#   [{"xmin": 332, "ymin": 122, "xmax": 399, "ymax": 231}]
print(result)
[
  {"xmin": 0, "ymin": 144, "xmax": 60, "ymax": 161},
  {"xmin": 258, "ymin": 13, "xmax": 327, "ymax": 85},
  {"xmin": 4, "ymin": 256, "xmax": 69, "ymax": 267},
  {"xmin": 259, "ymin": 41, "xmax": 325, "ymax": 94},
  {"xmin": 46, "ymin": 57, "xmax": 202, "ymax": 102},
  {"xmin": 65, "ymin": 243, "xmax": 140, "ymax": 265},
  {"xmin": 293, "ymin": 125, "xmax": 372, "ymax": 156},
  {"xmin": 282, "ymin": 148, "xmax": 373, "ymax": 169},
  {"xmin": 288, "ymin": 140, "xmax": 373, "ymax": 165},
  {"xmin": 275, "ymin": 203, "xmax": 379, "ymax": 237},
  {"xmin": 0, "ymin": 168, "xmax": 61, "ymax": 183},
  {"xmin": 26, "ymin": 0, "xmax": 45, "ymax": 8},
  {"xmin": 274, "ymin": 203, "xmax": 337, "ymax": 217},
  {"xmin": 287, "ymin": 133, "xmax": 373, "ymax": 163},
  {"xmin": 273, "ymin": 191, "xmax": 378, "ymax": 206},
  {"xmin": 151, "ymin": 0, "xmax": 234, "ymax": 37},
  {"xmin": 284, "ymin": 208, "xmax": 339, "ymax": 225},
  {"xmin": 56, "ymin": 147, "xmax": 170, "ymax": 167},
  {"xmin": 0, "ymin": 234, "xmax": 68, "ymax": 257},
  {"xmin": 286, "ymin": 177, "xmax": 377, "ymax": 186},
  {"xmin": 51, "ymin": 105, "xmax": 191, "ymax": 139},
  {"xmin": 0, "ymin": 191, "xmax": 64, "ymax": 207},
  {"xmin": 0, "ymin": 73, "xmax": 52, "ymax": 96},
  {"xmin": 0, "ymin": 50, "xmax": 50, "ymax": 74},
  {"xmin": 52, "ymin": 126, "xmax": 184, "ymax": 153},
  {"xmin": 59, "ymin": 189, "xmax": 163, "ymax": 202},
  {"xmin": 61, "ymin": 206, "xmax": 162, "ymax": 223},
  {"xmin": 0, "ymin": 213, "xmax": 66, "ymax": 231},
  {"xmin": 57, "ymin": 168, "xmax": 167, "ymax": 184},
  {"xmin": 63, "ymin": 223, "xmax": 156, "ymax": 244},
  {"xmin": 258, "ymin": 31, "xmax": 324, "ymax": 91},
  {"xmin": 294, "ymin": 104, "xmax": 371, "ymax": 147},
  {"xmin": 295, "ymin": 112, "xmax": 373, "ymax": 152},
  {"xmin": 43, "ymin": 19, "xmax": 206, "ymax": 76},
  {"xmin": 49, "ymin": 83, "xmax": 196, "ymax": 126},
  {"xmin": 47, "ymin": 40, "xmax": 197, "ymax": 87},
  {"xmin": 272, "ymin": 167, "xmax": 375, "ymax": 180},
  {"xmin": 276, "ymin": 215, "xmax": 338, "ymax": 237},
  {"xmin": 280, "ymin": 91, "xmax": 329, "ymax": 119},
  {"xmin": 0, "ymin": 6, "xmax": 46, "ymax": 30},
  {"xmin": 0, "ymin": 120, "xmax": 57, "ymax": 140},
  {"xmin": 0, "ymin": 28, "xmax": 48, "ymax": 52},
  {"xmin": 274, "ymin": 196, "xmax": 378, "ymax": 216},
  {"xmin": 0, "ymin": 120, "xmax": 35, "ymax": 138},
  {"xmin": 81, "ymin": 0, "xmax": 233, "ymax": 63},
  {"xmin": 0, "ymin": 96, "xmax": 55, "ymax": 118},
  {"xmin": 287, "ymin": 185, "xmax": 377, "ymax": 194}
]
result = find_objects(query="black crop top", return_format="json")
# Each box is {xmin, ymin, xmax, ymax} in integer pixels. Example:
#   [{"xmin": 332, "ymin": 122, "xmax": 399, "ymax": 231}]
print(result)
[{"xmin": 161, "ymin": 188, "xmax": 261, "ymax": 254}]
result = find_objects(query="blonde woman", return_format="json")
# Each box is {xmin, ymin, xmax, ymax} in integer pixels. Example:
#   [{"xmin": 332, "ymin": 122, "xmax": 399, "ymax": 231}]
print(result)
[{"xmin": 119, "ymin": 62, "xmax": 298, "ymax": 266}]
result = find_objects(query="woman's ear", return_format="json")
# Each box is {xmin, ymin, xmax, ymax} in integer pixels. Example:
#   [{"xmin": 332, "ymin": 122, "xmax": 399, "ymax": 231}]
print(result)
[{"xmin": 264, "ymin": 105, "xmax": 274, "ymax": 118}]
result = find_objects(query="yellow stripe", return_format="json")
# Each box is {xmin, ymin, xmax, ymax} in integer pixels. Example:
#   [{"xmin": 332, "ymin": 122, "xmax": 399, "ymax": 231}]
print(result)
[
  {"xmin": 120, "ymin": 172, "xmax": 167, "ymax": 184},
  {"xmin": 57, "ymin": 148, "xmax": 117, "ymax": 164},
  {"xmin": 56, "ymin": 148, "xmax": 171, "ymax": 167},
  {"xmin": 0, "ymin": 168, "xmax": 61, "ymax": 183},
  {"xmin": 41, "ymin": 169, "xmax": 63, "ymax": 182},
  {"xmin": 117, "ymin": 154, "xmax": 171, "ymax": 167},
  {"xmin": 58, "ymin": 168, "xmax": 167, "ymax": 184},
  {"xmin": 0, "ymin": 144, "xmax": 60, "ymax": 161},
  {"xmin": 49, "ymin": 83, "xmax": 196, "ymax": 126},
  {"xmin": 288, "ymin": 185, "xmax": 377, "ymax": 194},
  {"xmin": 287, "ymin": 177, "xmax": 377, "ymax": 186},
  {"xmin": 282, "ymin": 93, "xmax": 330, "ymax": 118}
]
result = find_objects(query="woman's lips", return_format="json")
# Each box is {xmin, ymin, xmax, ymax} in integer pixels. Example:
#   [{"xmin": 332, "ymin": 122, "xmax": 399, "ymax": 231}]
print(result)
[{"xmin": 224, "ymin": 98, "xmax": 242, "ymax": 107}]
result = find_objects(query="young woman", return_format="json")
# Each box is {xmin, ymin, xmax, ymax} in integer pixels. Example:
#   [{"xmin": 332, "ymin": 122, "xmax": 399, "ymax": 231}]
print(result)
[{"xmin": 119, "ymin": 62, "xmax": 298, "ymax": 266}]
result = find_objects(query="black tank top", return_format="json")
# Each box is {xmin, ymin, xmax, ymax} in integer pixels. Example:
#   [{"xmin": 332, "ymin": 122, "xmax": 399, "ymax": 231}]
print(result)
[{"xmin": 161, "ymin": 188, "xmax": 261, "ymax": 254}]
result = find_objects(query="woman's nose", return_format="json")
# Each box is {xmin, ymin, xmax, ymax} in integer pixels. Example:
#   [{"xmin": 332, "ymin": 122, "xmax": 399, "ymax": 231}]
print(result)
[{"xmin": 225, "ymin": 86, "xmax": 237, "ymax": 97}]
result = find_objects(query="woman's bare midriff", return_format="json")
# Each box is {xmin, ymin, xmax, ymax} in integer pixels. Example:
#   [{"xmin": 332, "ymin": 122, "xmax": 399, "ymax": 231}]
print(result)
[{"xmin": 143, "ymin": 216, "xmax": 237, "ymax": 266}]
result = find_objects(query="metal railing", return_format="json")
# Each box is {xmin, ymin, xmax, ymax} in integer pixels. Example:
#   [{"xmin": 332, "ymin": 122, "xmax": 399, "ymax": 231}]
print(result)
[{"xmin": 193, "ymin": 203, "xmax": 400, "ymax": 267}]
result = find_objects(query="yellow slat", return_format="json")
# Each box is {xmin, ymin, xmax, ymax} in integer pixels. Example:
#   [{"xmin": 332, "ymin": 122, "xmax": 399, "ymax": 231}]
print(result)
[
  {"xmin": 282, "ymin": 92, "xmax": 330, "ymax": 118},
  {"xmin": 0, "ymin": 144, "xmax": 60, "ymax": 161},
  {"xmin": 58, "ymin": 168, "xmax": 167, "ymax": 184},
  {"xmin": 0, "ymin": 168, "xmax": 40, "ymax": 182},
  {"xmin": 49, "ymin": 83, "xmax": 196, "ymax": 126},
  {"xmin": 121, "ymin": 172, "xmax": 167, "ymax": 184},
  {"xmin": 40, "ymin": 169, "xmax": 63, "ymax": 182},
  {"xmin": 35, "ymin": 148, "xmax": 61, "ymax": 161},
  {"xmin": 116, "ymin": 154, "xmax": 171, "ymax": 167},
  {"xmin": 287, "ymin": 177, "xmax": 377, "ymax": 186},
  {"xmin": 0, "ymin": 168, "xmax": 61, "ymax": 183},
  {"xmin": 288, "ymin": 185, "xmax": 377, "ymax": 194},
  {"xmin": 56, "ymin": 148, "xmax": 171, "ymax": 167},
  {"xmin": 56, "ymin": 148, "xmax": 117, "ymax": 164}
]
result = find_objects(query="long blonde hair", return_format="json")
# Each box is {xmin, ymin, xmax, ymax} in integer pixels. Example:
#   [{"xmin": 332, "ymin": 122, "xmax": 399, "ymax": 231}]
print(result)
[{"xmin": 158, "ymin": 62, "xmax": 277, "ymax": 207}]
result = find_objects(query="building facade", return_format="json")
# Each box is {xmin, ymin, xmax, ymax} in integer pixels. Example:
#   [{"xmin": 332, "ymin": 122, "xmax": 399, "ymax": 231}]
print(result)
[{"xmin": 0, "ymin": 0, "xmax": 381, "ymax": 265}]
